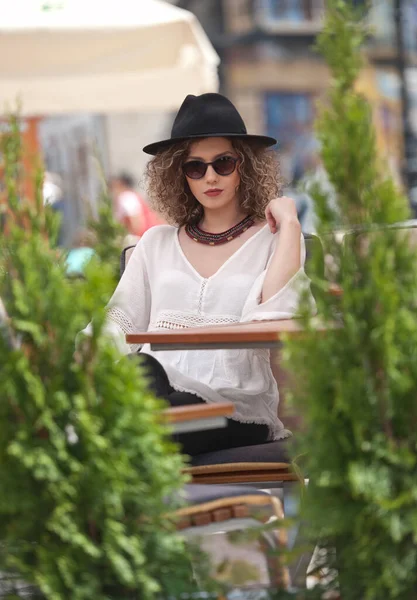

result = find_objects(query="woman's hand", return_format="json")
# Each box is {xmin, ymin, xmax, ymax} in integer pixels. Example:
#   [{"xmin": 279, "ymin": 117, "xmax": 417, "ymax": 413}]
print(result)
[
  {"xmin": 265, "ymin": 196, "xmax": 299, "ymax": 234},
  {"xmin": 261, "ymin": 197, "xmax": 302, "ymax": 302}
]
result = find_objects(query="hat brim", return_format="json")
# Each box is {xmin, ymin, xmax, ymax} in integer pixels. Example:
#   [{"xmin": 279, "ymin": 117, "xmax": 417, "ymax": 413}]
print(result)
[{"xmin": 143, "ymin": 133, "xmax": 277, "ymax": 156}]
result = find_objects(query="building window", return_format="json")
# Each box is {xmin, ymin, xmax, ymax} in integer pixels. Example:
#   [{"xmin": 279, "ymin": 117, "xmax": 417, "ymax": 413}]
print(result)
[
  {"xmin": 223, "ymin": 0, "xmax": 254, "ymax": 34},
  {"xmin": 256, "ymin": 0, "xmax": 324, "ymax": 25},
  {"xmin": 369, "ymin": 0, "xmax": 417, "ymax": 54},
  {"xmin": 404, "ymin": 0, "xmax": 417, "ymax": 53},
  {"xmin": 265, "ymin": 0, "xmax": 310, "ymax": 21},
  {"xmin": 265, "ymin": 92, "xmax": 317, "ymax": 182}
]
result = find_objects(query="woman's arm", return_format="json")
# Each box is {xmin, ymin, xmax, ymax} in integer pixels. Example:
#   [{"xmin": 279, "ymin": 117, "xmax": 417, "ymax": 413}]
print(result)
[
  {"xmin": 261, "ymin": 197, "xmax": 302, "ymax": 304},
  {"xmin": 79, "ymin": 241, "xmax": 151, "ymax": 354}
]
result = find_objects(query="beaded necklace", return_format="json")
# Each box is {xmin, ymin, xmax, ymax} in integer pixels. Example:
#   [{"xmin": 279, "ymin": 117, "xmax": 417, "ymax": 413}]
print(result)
[{"xmin": 185, "ymin": 215, "xmax": 255, "ymax": 246}]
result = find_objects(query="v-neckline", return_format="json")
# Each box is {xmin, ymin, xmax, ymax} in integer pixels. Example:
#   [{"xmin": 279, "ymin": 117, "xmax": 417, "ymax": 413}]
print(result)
[{"xmin": 175, "ymin": 223, "xmax": 269, "ymax": 281}]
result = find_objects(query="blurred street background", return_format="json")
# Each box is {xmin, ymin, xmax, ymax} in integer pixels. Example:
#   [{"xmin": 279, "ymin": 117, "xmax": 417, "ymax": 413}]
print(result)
[{"xmin": 1, "ymin": 0, "xmax": 417, "ymax": 245}]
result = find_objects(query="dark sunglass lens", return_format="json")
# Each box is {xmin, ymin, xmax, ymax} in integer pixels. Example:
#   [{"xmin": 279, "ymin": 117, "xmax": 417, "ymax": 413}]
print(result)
[
  {"xmin": 183, "ymin": 161, "xmax": 206, "ymax": 179},
  {"xmin": 213, "ymin": 157, "xmax": 236, "ymax": 175}
]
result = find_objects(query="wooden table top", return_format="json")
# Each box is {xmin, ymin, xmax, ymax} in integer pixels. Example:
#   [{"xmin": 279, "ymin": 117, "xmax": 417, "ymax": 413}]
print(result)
[{"xmin": 126, "ymin": 318, "xmax": 334, "ymax": 350}]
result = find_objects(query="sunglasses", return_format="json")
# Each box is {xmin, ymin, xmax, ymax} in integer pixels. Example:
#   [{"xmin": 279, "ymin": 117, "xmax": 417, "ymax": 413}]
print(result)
[{"xmin": 182, "ymin": 156, "xmax": 239, "ymax": 180}]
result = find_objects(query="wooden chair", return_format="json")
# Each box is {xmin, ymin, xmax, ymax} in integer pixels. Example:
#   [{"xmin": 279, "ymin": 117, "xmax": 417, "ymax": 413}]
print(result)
[
  {"xmin": 119, "ymin": 233, "xmax": 324, "ymax": 492},
  {"xmin": 166, "ymin": 399, "xmax": 289, "ymax": 586},
  {"xmin": 120, "ymin": 244, "xmax": 137, "ymax": 275},
  {"xmin": 174, "ymin": 483, "xmax": 289, "ymax": 590}
]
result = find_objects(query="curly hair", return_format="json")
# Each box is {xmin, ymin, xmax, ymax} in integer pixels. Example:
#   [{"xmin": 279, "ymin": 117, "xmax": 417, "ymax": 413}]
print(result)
[{"xmin": 145, "ymin": 138, "xmax": 282, "ymax": 226}]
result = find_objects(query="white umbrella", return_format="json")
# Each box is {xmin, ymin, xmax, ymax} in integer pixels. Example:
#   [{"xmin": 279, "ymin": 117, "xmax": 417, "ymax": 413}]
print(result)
[{"xmin": 0, "ymin": 0, "xmax": 219, "ymax": 115}]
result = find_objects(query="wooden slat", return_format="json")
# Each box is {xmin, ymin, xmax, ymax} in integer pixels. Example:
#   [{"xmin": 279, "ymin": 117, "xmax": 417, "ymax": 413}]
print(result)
[
  {"xmin": 177, "ymin": 516, "xmax": 192, "ymax": 530},
  {"xmin": 232, "ymin": 504, "xmax": 250, "ymax": 519},
  {"xmin": 212, "ymin": 507, "xmax": 233, "ymax": 522},
  {"xmin": 185, "ymin": 462, "xmax": 291, "ymax": 474},
  {"xmin": 193, "ymin": 513, "xmax": 212, "ymax": 527},
  {"xmin": 174, "ymin": 494, "xmax": 283, "ymax": 518},
  {"xmin": 190, "ymin": 471, "xmax": 298, "ymax": 485},
  {"xmin": 164, "ymin": 402, "xmax": 234, "ymax": 424}
]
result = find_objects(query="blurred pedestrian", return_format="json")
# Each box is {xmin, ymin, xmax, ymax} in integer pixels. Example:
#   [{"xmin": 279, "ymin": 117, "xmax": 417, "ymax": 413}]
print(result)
[
  {"xmin": 65, "ymin": 228, "xmax": 96, "ymax": 277},
  {"xmin": 43, "ymin": 171, "xmax": 70, "ymax": 246},
  {"xmin": 109, "ymin": 172, "xmax": 162, "ymax": 241}
]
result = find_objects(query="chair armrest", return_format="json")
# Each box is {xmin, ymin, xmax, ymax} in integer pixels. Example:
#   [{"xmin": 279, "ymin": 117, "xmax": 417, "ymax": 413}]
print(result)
[{"xmin": 164, "ymin": 402, "xmax": 234, "ymax": 424}]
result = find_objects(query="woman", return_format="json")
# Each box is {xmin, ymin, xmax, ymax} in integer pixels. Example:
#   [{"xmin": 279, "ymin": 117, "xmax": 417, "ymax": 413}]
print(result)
[{"xmin": 90, "ymin": 93, "xmax": 313, "ymax": 456}]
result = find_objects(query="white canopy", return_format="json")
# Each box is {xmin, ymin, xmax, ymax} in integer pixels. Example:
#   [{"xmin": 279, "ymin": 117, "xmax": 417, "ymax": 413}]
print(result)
[{"xmin": 0, "ymin": 0, "xmax": 220, "ymax": 116}]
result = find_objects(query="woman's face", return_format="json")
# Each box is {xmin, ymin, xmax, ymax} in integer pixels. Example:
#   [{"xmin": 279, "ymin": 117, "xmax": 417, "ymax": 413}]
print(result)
[{"xmin": 184, "ymin": 137, "xmax": 240, "ymax": 213}]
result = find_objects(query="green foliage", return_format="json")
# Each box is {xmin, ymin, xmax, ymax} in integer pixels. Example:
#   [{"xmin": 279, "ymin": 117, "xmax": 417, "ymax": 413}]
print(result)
[
  {"xmin": 87, "ymin": 180, "xmax": 125, "ymax": 284},
  {"xmin": 0, "ymin": 115, "xmax": 198, "ymax": 600},
  {"xmin": 284, "ymin": 1, "xmax": 417, "ymax": 598}
]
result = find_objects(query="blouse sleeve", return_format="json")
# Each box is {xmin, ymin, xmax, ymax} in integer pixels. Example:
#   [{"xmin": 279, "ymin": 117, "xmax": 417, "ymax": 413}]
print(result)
[
  {"xmin": 80, "ymin": 240, "xmax": 151, "ymax": 355},
  {"xmin": 240, "ymin": 234, "xmax": 315, "ymax": 323}
]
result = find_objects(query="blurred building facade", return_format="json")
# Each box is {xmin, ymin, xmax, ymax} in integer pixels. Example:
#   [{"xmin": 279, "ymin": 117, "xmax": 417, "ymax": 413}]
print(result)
[
  {"xmin": 35, "ymin": 0, "xmax": 417, "ymax": 241},
  {"xmin": 177, "ymin": 0, "xmax": 417, "ymax": 187}
]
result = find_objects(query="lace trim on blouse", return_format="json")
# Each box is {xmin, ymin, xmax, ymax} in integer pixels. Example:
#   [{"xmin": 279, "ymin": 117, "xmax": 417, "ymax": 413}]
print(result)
[
  {"xmin": 107, "ymin": 306, "xmax": 141, "ymax": 353},
  {"xmin": 150, "ymin": 310, "xmax": 238, "ymax": 331}
]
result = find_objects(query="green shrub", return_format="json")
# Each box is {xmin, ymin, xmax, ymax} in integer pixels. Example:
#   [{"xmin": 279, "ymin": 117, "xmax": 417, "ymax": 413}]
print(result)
[
  {"xmin": 0, "ymin": 115, "xmax": 195, "ymax": 600},
  {"xmin": 87, "ymin": 180, "xmax": 125, "ymax": 284},
  {"xmin": 285, "ymin": 2, "xmax": 417, "ymax": 598}
]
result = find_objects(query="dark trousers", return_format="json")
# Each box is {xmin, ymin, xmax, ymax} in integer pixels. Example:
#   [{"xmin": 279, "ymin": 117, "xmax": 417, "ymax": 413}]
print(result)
[{"xmin": 133, "ymin": 353, "xmax": 269, "ymax": 457}]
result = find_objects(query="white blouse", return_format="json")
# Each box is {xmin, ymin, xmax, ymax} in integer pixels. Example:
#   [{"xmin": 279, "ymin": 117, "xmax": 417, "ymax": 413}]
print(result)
[{"xmin": 91, "ymin": 224, "xmax": 312, "ymax": 440}]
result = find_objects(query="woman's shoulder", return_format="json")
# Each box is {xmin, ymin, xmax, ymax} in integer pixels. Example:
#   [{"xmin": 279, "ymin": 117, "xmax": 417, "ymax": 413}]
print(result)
[
  {"xmin": 127, "ymin": 225, "xmax": 178, "ymax": 270},
  {"xmin": 140, "ymin": 224, "xmax": 178, "ymax": 245}
]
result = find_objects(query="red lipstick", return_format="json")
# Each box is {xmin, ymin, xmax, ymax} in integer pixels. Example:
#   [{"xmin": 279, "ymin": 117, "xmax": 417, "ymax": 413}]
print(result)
[{"xmin": 204, "ymin": 188, "xmax": 223, "ymax": 197}]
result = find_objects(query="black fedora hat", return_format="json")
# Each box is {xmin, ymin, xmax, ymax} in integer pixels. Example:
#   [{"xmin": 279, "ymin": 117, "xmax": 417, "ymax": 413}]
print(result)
[{"xmin": 143, "ymin": 93, "xmax": 277, "ymax": 155}]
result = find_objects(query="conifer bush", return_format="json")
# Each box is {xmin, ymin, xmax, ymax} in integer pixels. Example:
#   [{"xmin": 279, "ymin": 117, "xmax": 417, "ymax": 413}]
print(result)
[
  {"xmin": 284, "ymin": 1, "xmax": 417, "ymax": 598},
  {"xmin": 0, "ymin": 116, "xmax": 195, "ymax": 600},
  {"xmin": 87, "ymin": 183, "xmax": 125, "ymax": 284}
]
